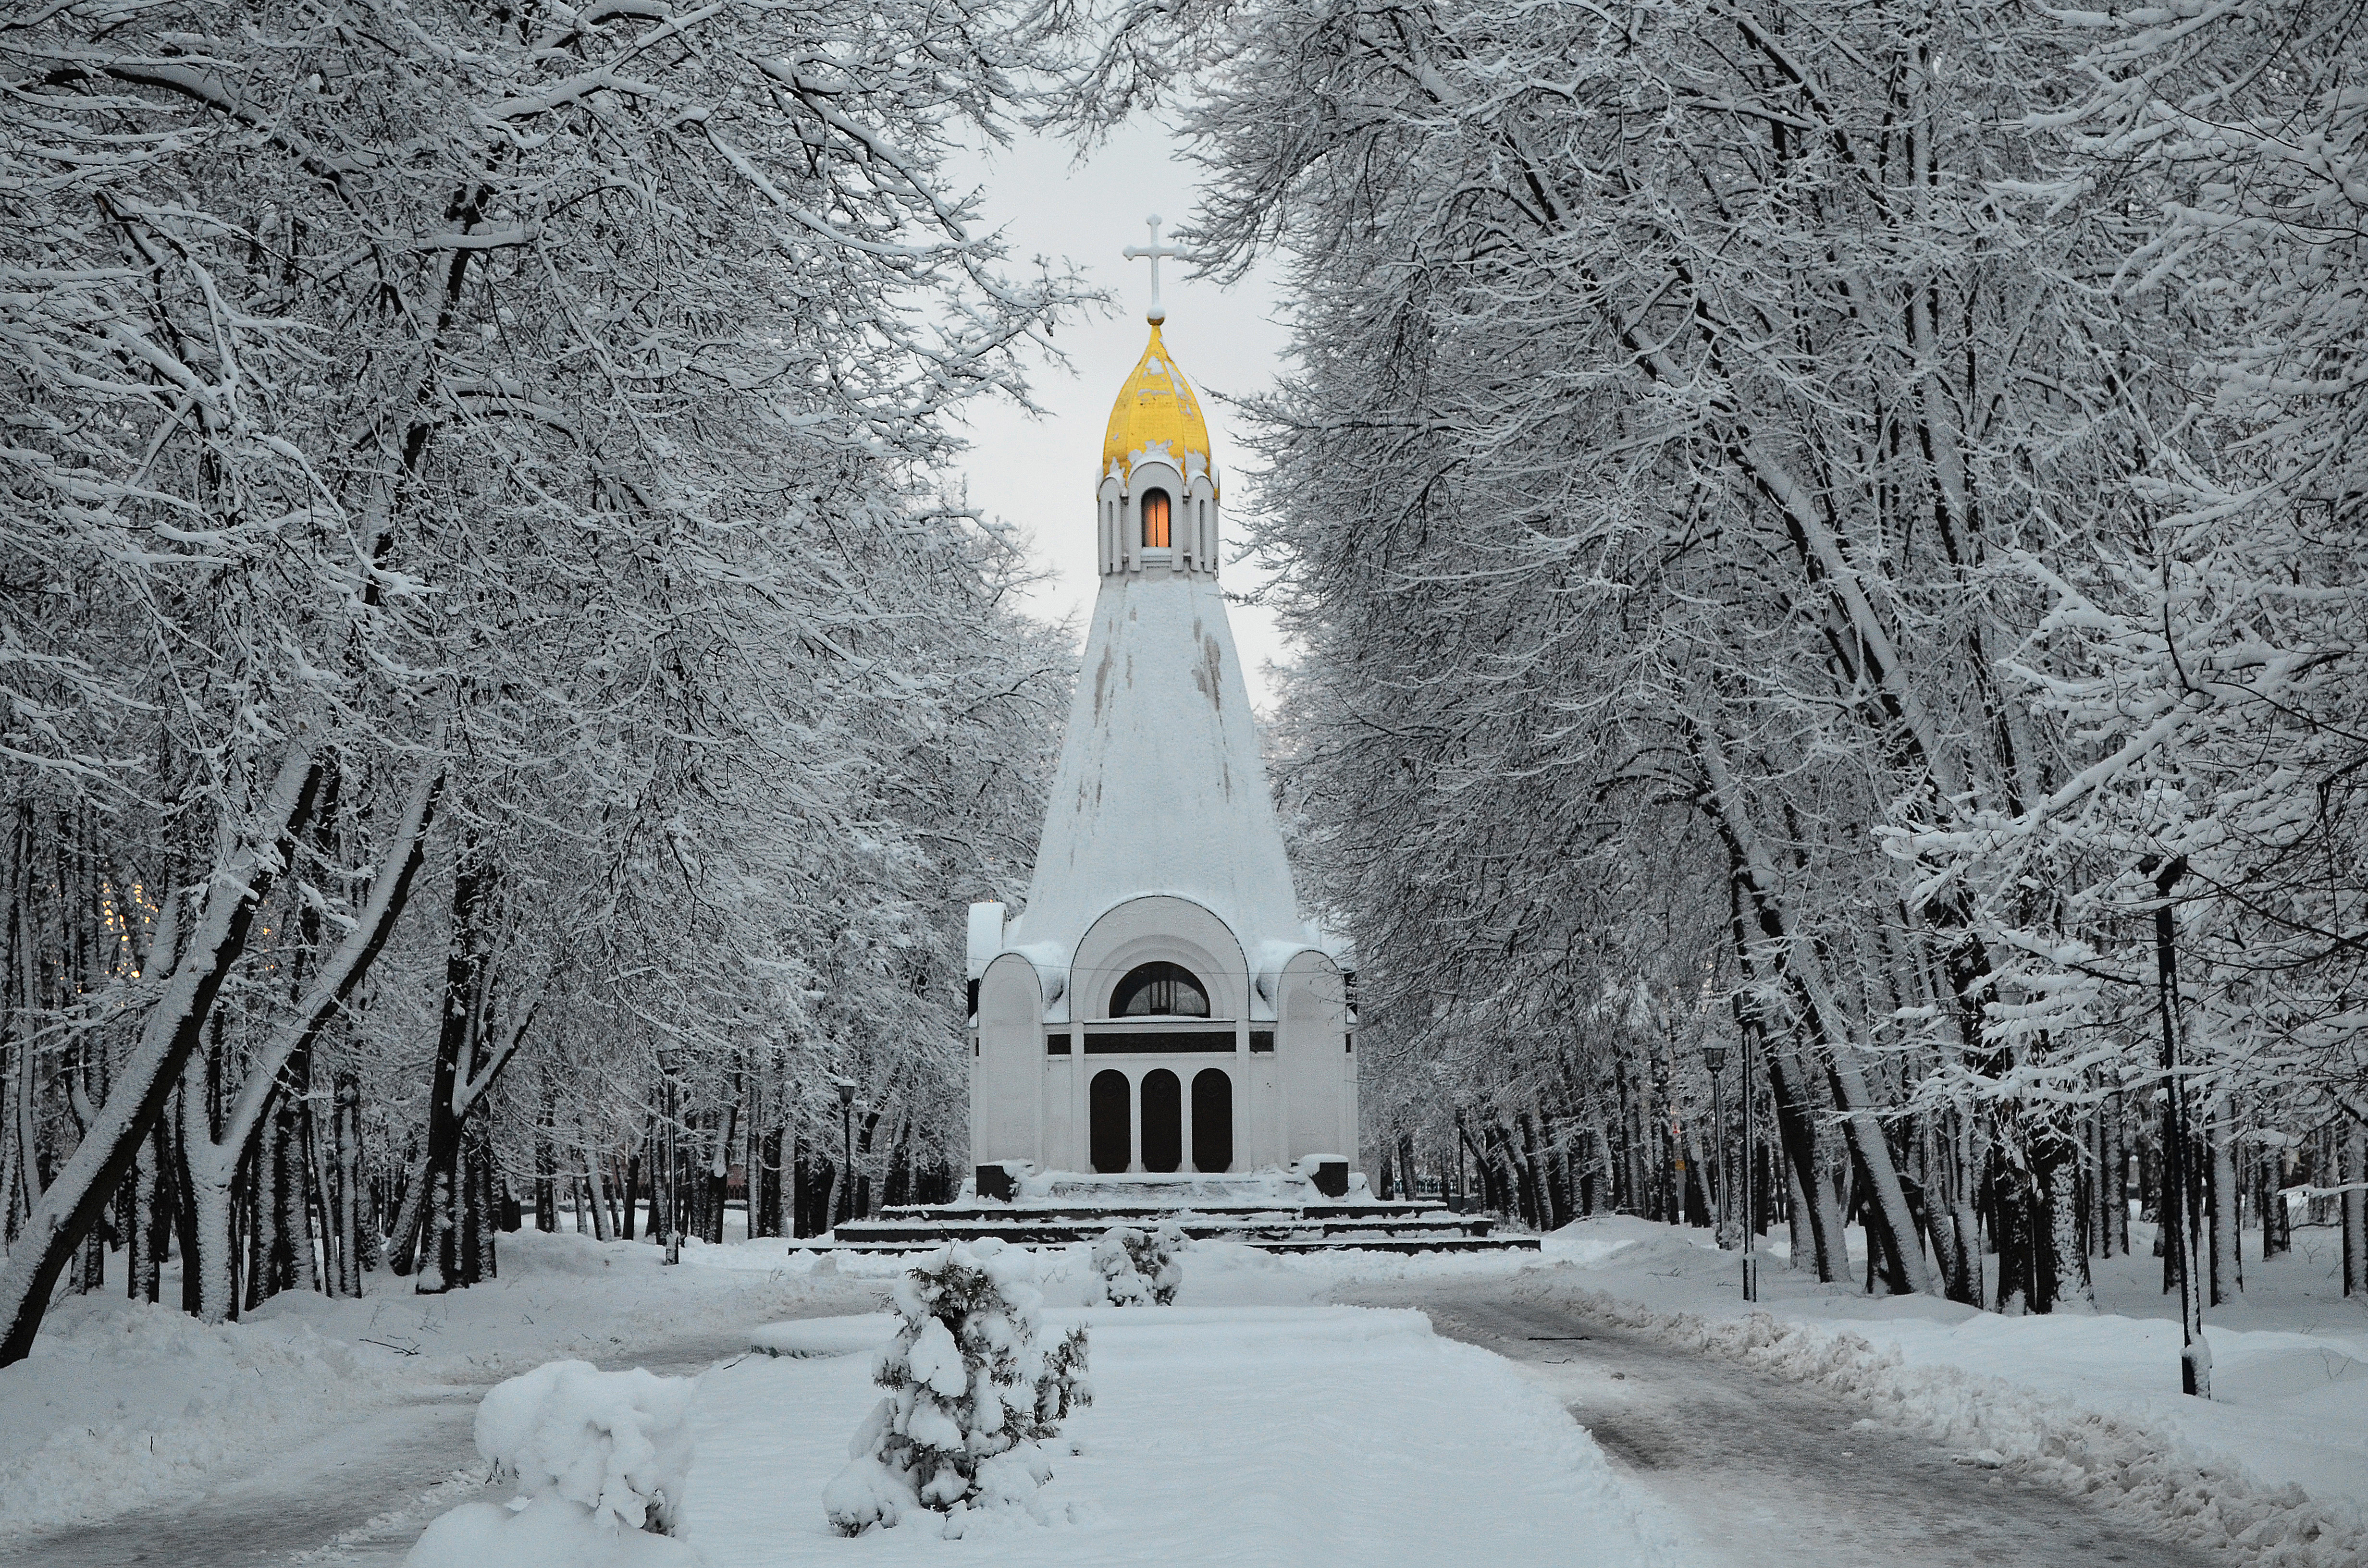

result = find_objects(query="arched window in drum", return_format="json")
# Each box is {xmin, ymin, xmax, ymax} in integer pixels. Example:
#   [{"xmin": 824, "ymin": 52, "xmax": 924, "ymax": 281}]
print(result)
[{"xmin": 1110, "ymin": 961, "xmax": 1209, "ymax": 1018}]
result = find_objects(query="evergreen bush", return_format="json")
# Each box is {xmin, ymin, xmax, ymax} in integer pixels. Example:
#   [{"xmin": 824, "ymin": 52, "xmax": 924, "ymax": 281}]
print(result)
[
  {"xmin": 1091, "ymin": 1220, "xmax": 1184, "ymax": 1306},
  {"xmin": 825, "ymin": 1240, "xmax": 1090, "ymax": 1537}
]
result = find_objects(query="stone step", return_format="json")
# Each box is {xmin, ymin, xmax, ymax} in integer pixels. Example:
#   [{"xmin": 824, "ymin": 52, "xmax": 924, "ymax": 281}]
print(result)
[
  {"xmin": 829, "ymin": 1213, "xmax": 1516, "ymax": 1249},
  {"xmin": 878, "ymin": 1200, "xmax": 1448, "ymax": 1223},
  {"xmin": 811, "ymin": 1232, "xmax": 1539, "ymax": 1256}
]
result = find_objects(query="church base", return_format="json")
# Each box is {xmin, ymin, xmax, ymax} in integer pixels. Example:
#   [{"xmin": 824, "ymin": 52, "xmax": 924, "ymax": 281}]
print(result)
[{"xmin": 824, "ymin": 1166, "xmax": 1540, "ymax": 1254}]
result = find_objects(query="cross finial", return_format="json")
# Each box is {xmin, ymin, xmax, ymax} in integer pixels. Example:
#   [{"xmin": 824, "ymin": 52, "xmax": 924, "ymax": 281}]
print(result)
[{"xmin": 1122, "ymin": 213, "xmax": 1184, "ymax": 325}]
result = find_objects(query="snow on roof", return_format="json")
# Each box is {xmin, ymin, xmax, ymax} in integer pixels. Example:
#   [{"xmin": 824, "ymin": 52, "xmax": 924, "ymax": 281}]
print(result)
[{"xmin": 1005, "ymin": 569, "xmax": 1328, "ymax": 962}]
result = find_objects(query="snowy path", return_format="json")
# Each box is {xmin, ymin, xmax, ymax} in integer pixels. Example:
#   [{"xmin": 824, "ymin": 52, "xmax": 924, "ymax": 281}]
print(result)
[
  {"xmin": 1362, "ymin": 1279, "xmax": 2219, "ymax": 1568},
  {"xmin": 685, "ymin": 1305, "xmax": 1668, "ymax": 1566},
  {"xmin": 3, "ymin": 1327, "xmax": 767, "ymax": 1567}
]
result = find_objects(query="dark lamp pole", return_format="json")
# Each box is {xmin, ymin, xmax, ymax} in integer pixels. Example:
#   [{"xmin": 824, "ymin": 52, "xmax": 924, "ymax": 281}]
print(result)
[
  {"xmin": 836, "ymin": 1078, "xmax": 857, "ymax": 1227},
  {"xmin": 1729, "ymin": 1031, "xmax": 1759, "ymax": 1301},
  {"xmin": 1702, "ymin": 1042, "xmax": 1729, "ymax": 1251},
  {"xmin": 2143, "ymin": 854, "xmax": 2210, "ymax": 1398}
]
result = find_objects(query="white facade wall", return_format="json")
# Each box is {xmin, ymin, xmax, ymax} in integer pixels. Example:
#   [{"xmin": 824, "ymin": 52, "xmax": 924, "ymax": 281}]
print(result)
[{"xmin": 970, "ymin": 894, "xmax": 1348, "ymax": 1173}]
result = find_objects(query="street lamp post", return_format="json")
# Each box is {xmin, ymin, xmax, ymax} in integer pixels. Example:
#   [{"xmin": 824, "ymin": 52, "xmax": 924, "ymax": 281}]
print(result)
[
  {"xmin": 1702, "ymin": 1042, "xmax": 1729, "ymax": 1252},
  {"xmin": 657, "ymin": 1059, "xmax": 682, "ymax": 1265},
  {"xmin": 836, "ymin": 1078, "xmax": 858, "ymax": 1229},
  {"xmin": 2143, "ymin": 854, "xmax": 2210, "ymax": 1398},
  {"xmin": 1726, "ymin": 1033, "xmax": 1760, "ymax": 1302}
]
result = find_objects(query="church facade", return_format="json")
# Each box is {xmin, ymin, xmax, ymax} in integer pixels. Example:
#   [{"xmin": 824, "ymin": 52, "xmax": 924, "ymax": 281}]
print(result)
[{"xmin": 966, "ymin": 296, "xmax": 1356, "ymax": 1179}]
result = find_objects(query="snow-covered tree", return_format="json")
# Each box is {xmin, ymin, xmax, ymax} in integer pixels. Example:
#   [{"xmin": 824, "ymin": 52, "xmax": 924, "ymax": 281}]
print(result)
[
  {"xmin": 1092, "ymin": 1222, "xmax": 1184, "ymax": 1305},
  {"xmin": 1064, "ymin": 0, "xmax": 2365, "ymax": 1318},
  {"xmin": 1, "ymin": 0, "xmax": 1084, "ymax": 1357},
  {"xmin": 826, "ymin": 1240, "xmax": 1090, "ymax": 1536}
]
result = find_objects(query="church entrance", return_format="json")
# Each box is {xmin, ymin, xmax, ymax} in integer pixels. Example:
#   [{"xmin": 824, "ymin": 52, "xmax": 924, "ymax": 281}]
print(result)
[
  {"xmin": 1141, "ymin": 1070, "xmax": 1183, "ymax": 1172},
  {"xmin": 1192, "ymin": 1068, "xmax": 1233, "ymax": 1173},
  {"xmin": 1089, "ymin": 1070, "xmax": 1131, "ymax": 1173}
]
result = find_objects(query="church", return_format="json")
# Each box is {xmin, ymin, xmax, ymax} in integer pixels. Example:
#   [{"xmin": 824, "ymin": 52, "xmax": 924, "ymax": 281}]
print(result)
[{"xmin": 966, "ymin": 229, "xmax": 1357, "ymax": 1182}]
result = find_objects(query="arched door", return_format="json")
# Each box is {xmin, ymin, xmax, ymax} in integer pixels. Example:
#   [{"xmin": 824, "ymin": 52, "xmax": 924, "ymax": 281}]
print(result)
[
  {"xmin": 1192, "ymin": 1068, "xmax": 1233, "ymax": 1173},
  {"xmin": 1141, "ymin": 1070, "xmax": 1183, "ymax": 1172},
  {"xmin": 1089, "ymin": 1070, "xmax": 1132, "ymax": 1174}
]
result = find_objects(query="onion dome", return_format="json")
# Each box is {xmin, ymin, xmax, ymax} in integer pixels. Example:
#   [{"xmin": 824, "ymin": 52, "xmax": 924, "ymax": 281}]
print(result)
[{"xmin": 1101, "ymin": 325, "xmax": 1218, "ymax": 495}]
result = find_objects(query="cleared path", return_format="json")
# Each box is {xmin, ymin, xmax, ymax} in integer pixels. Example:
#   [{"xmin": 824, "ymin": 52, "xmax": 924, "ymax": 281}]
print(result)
[{"xmin": 1348, "ymin": 1280, "xmax": 2219, "ymax": 1568}]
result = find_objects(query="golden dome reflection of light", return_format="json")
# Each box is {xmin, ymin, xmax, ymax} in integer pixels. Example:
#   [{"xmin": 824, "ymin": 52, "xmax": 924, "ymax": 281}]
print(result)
[{"xmin": 1101, "ymin": 324, "xmax": 1217, "ymax": 496}]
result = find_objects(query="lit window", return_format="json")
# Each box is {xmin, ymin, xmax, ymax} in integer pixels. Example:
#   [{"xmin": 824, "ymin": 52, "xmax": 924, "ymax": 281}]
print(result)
[
  {"xmin": 1141, "ymin": 489, "xmax": 1171, "ymax": 549},
  {"xmin": 1111, "ymin": 961, "xmax": 1208, "ymax": 1017}
]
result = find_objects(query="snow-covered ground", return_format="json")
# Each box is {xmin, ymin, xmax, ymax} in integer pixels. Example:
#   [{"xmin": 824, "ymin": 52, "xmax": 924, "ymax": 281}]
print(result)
[
  {"xmin": 0, "ymin": 1231, "xmax": 886, "ymax": 1546},
  {"xmin": 707, "ymin": 1305, "xmax": 1669, "ymax": 1565},
  {"xmin": 5, "ymin": 1215, "xmax": 2362, "ymax": 1564},
  {"xmin": 1508, "ymin": 1216, "xmax": 2368, "ymax": 1523}
]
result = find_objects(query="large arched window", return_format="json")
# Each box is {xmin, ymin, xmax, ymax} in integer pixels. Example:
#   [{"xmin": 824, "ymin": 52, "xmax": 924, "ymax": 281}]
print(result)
[
  {"xmin": 1140, "ymin": 488, "xmax": 1171, "ymax": 549},
  {"xmin": 1141, "ymin": 1070, "xmax": 1183, "ymax": 1173},
  {"xmin": 1089, "ymin": 1071, "xmax": 1131, "ymax": 1174},
  {"xmin": 1191, "ymin": 1069, "xmax": 1233, "ymax": 1173},
  {"xmin": 1110, "ymin": 960, "xmax": 1209, "ymax": 1018}
]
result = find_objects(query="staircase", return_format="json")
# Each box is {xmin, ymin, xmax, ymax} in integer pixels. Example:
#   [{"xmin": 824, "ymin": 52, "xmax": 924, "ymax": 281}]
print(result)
[{"xmin": 824, "ymin": 1169, "xmax": 1539, "ymax": 1255}]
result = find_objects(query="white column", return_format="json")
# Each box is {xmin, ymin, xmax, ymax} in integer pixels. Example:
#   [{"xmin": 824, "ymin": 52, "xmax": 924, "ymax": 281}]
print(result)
[
  {"xmin": 1180, "ymin": 1071, "xmax": 1196, "ymax": 1174},
  {"xmin": 1128, "ymin": 1069, "xmax": 1144, "ymax": 1172}
]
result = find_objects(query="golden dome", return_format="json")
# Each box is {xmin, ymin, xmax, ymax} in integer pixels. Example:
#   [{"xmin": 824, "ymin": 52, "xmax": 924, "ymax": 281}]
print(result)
[{"xmin": 1101, "ymin": 325, "xmax": 1217, "ymax": 495}]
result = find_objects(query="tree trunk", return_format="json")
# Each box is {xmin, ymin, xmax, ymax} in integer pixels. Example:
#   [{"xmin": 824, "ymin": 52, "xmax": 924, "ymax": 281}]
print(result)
[
  {"xmin": 330, "ymin": 1073, "xmax": 364, "ymax": 1295},
  {"xmin": 622, "ymin": 1139, "xmax": 642, "ymax": 1242},
  {"xmin": 1763, "ymin": 1041, "xmax": 1847, "ymax": 1281},
  {"xmin": 127, "ymin": 1117, "xmax": 169, "ymax": 1304},
  {"xmin": 467, "ymin": 1118, "xmax": 497, "ymax": 1284},
  {"xmin": 2208, "ymin": 1097, "xmax": 2240, "ymax": 1305},
  {"xmin": 588, "ymin": 1154, "xmax": 613, "ymax": 1243},
  {"xmin": 1819, "ymin": 1042, "xmax": 1931, "ymax": 1295},
  {"xmin": 534, "ymin": 1080, "xmax": 557, "ymax": 1233},
  {"xmin": 756, "ymin": 1127, "xmax": 783, "ymax": 1238},
  {"xmin": 2343, "ymin": 1118, "xmax": 2365, "ymax": 1298},
  {"xmin": 0, "ymin": 750, "xmax": 321, "ymax": 1366},
  {"xmin": 406, "ymin": 842, "xmax": 495, "ymax": 1287}
]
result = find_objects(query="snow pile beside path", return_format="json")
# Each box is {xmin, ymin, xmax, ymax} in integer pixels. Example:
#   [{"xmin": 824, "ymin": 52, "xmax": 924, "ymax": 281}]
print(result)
[
  {"xmin": 406, "ymin": 1361, "xmax": 701, "ymax": 1568},
  {"xmin": 404, "ymin": 1494, "xmax": 702, "ymax": 1567},
  {"xmin": 0, "ymin": 1297, "xmax": 408, "ymax": 1542},
  {"xmin": 476, "ymin": 1360, "xmax": 696, "ymax": 1533},
  {"xmin": 1526, "ymin": 1278, "xmax": 2368, "ymax": 1568}
]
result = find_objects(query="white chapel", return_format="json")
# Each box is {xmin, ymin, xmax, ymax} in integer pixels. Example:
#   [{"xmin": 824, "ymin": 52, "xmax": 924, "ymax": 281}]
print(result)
[{"xmin": 965, "ymin": 227, "xmax": 1356, "ymax": 1182}]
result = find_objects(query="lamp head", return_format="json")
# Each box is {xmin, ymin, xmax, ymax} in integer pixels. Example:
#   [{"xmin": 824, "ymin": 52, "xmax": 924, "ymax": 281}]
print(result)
[
  {"xmin": 835, "ymin": 1078, "xmax": 856, "ymax": 1109},
  {"xmin": 1702, "ymin": 1042, "xmax": 1729, "ymax": 1076}
]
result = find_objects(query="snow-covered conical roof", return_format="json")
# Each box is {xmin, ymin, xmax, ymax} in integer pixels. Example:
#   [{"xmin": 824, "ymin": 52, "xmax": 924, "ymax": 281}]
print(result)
[{"xmin": 1004, "ymin": 566, "xmax": 1316, "ymax": 958}]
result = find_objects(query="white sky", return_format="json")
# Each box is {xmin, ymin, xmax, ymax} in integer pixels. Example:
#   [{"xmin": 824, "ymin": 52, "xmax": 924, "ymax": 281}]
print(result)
[{"xmin": 949, "ymin": 121, "xmax": 1298, "ymax": 712}]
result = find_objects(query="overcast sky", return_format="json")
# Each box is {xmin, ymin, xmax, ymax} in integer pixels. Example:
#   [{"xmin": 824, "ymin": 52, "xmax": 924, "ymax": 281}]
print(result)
[{"xmin": 949, "ymin": 121, "xmax": 1298, "ymax": 712}]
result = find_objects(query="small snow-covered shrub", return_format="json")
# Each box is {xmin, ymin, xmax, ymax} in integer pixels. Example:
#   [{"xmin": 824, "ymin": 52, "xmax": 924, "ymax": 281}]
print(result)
[
  {"xmin": 825, "ymin": 1239, "xmax": 1091, "ymax": 1537},
  {"xmin": 404, "ymin": 1360, "xmax": 700, "ymax": 1567},
  {"xmin": 1092, "ymin": 1220, "xmax": 1184, "ymax": 1306}
]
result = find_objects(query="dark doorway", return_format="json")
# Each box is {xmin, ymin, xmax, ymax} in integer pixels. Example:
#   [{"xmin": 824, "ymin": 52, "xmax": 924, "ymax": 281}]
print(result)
[
  {"xmin": 1141, "ymin": 1070, "xmax": 1183, "ymax": 1172},
  {"xmin": 1090, "ymin": 1070, "xmax": 1132, "ymax": 1173},
  {"xmin": 1192, "ymin": 1069, "xmax": 1233, "ymax": 1173}
]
